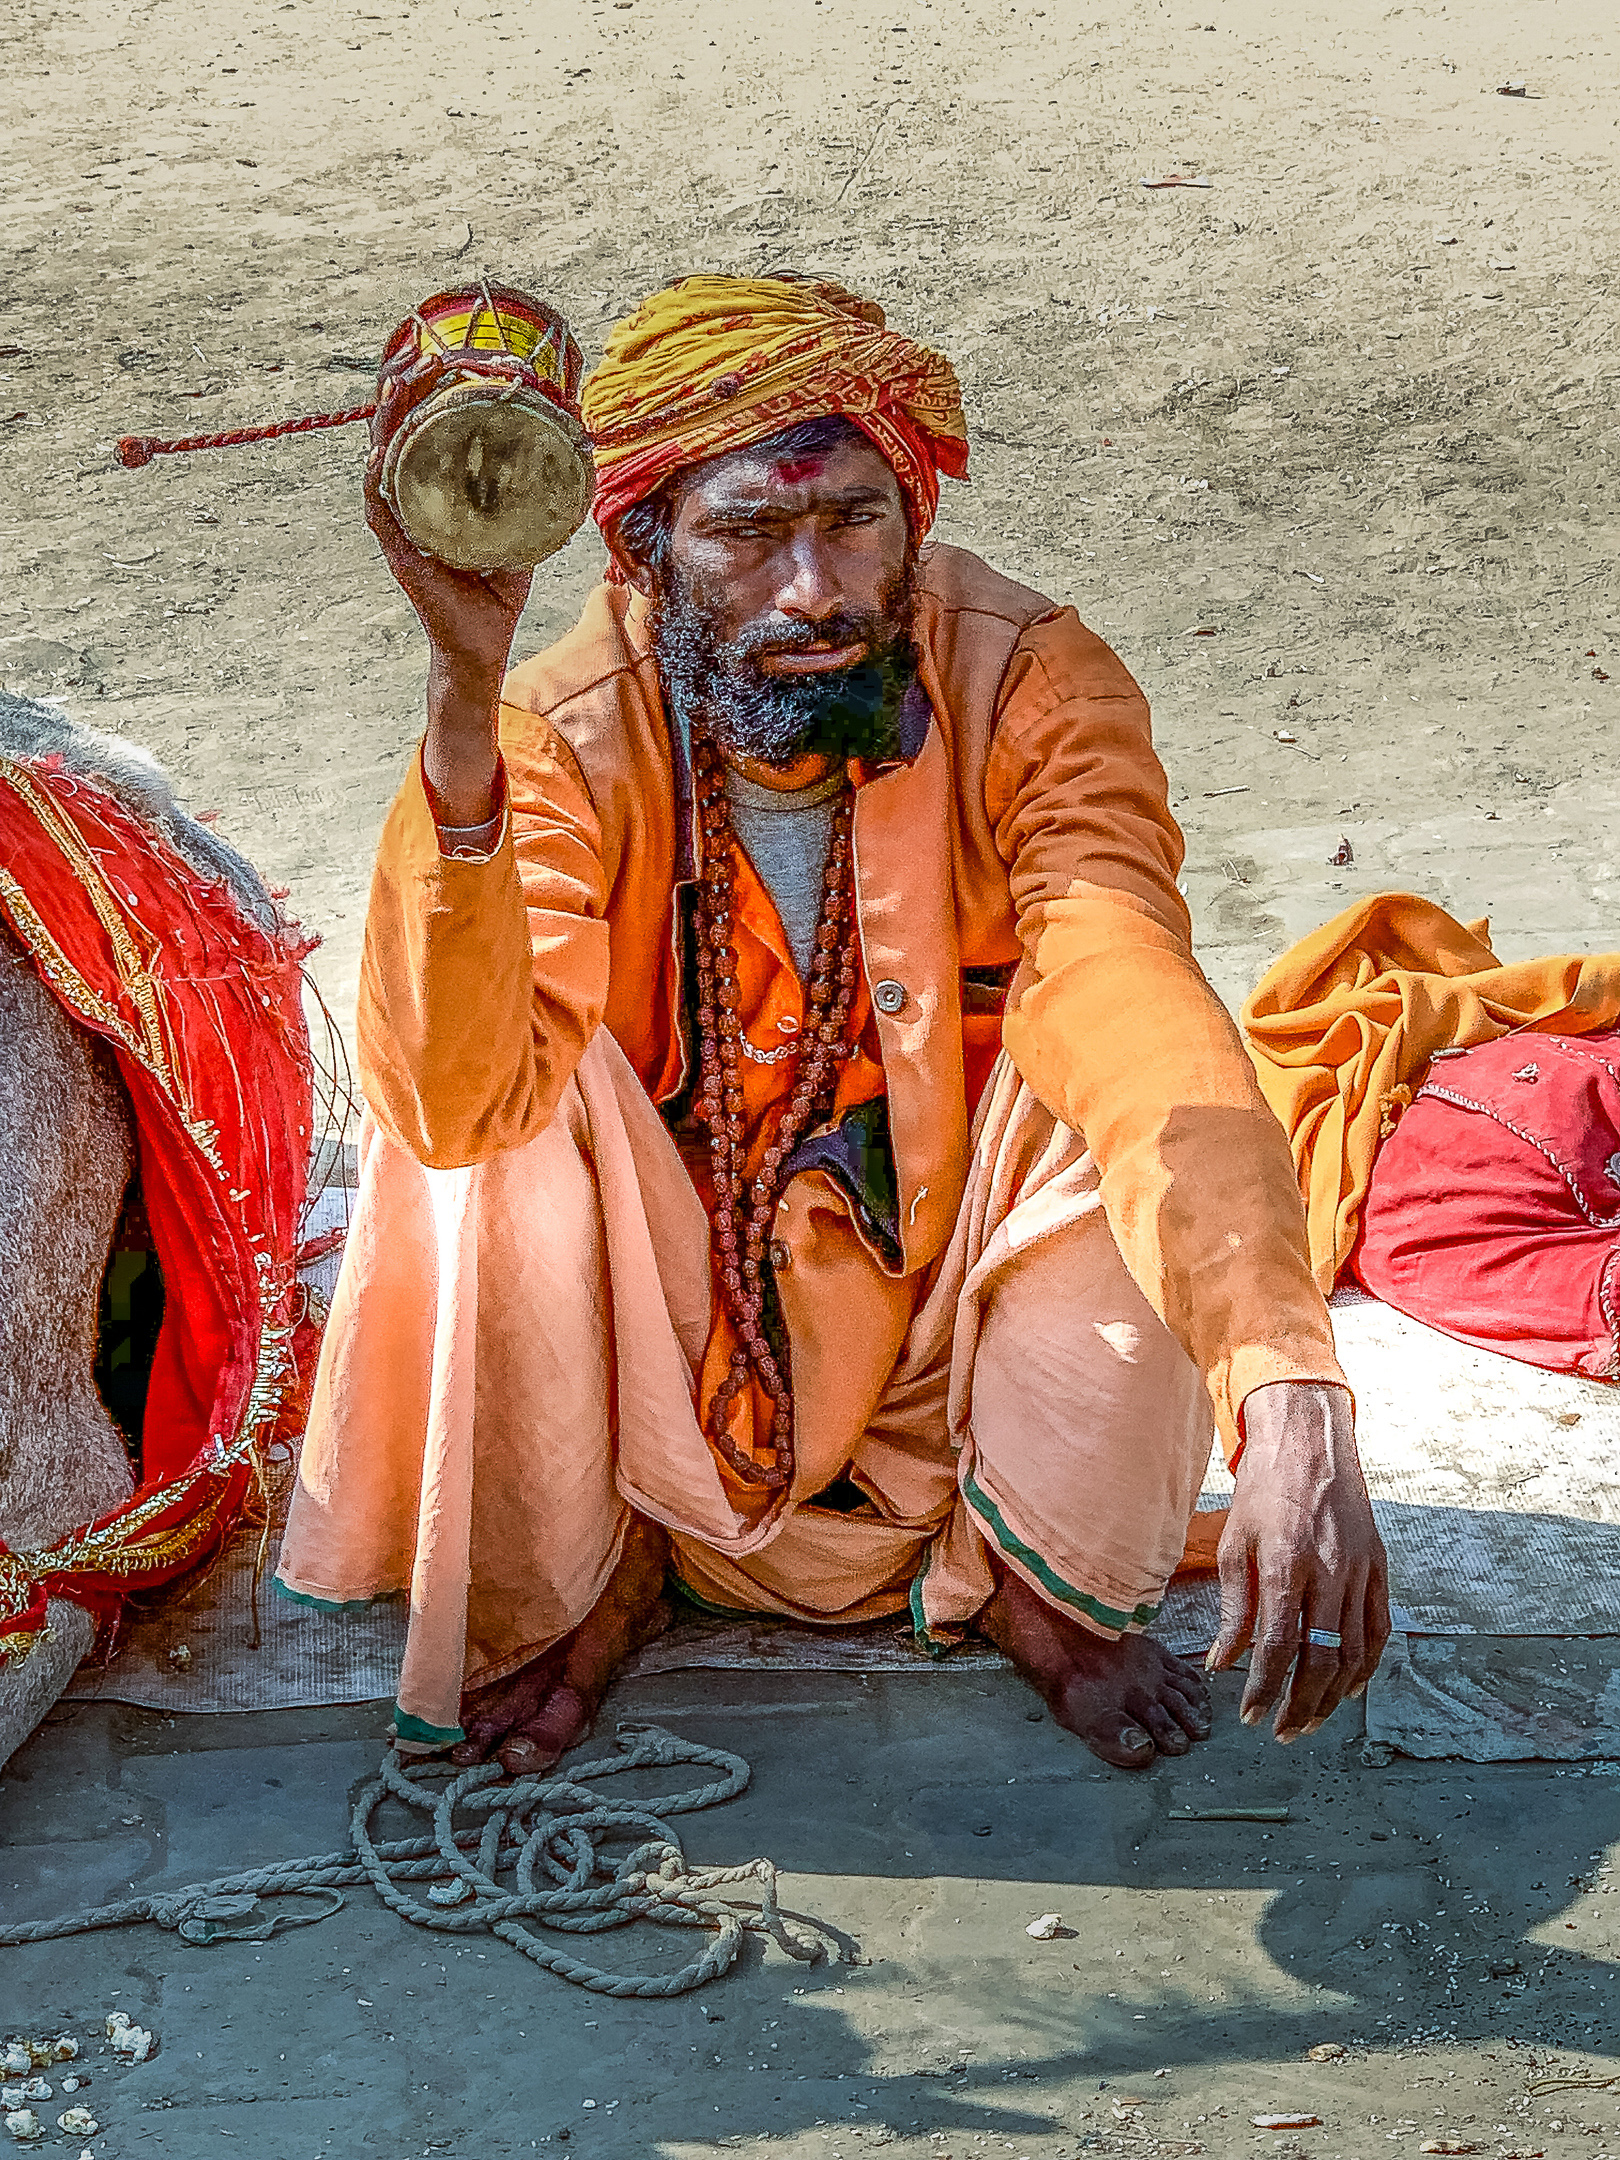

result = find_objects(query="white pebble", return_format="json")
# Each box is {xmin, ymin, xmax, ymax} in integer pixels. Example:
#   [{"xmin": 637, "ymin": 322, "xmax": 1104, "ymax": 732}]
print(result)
[
  {"xmin": 56, "ymin": 2112, "xmax": 98, "ymax": 2138},
  {"xmin": 1024, "ymin": 1912, "xmax": 1063, "ymax": 1940},
  {"xmin": 104, "ymin": 2012, "xmax": 155, "ymax": 2063},
  {"xmin": 2, "ymin": 2112, "xmax": 43, "ymax": 2144}
]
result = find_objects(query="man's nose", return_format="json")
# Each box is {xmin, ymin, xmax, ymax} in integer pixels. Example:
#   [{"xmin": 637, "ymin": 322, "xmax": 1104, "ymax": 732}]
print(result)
[{"xmin": 772, "ymin": 535, "xmax": 842, "ymax": 623}]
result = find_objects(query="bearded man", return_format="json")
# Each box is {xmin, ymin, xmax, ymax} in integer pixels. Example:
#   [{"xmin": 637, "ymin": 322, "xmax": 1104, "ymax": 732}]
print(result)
[{"xmin": 278, "ymin": 274, "xmax": 1389, "ymax": 1774}]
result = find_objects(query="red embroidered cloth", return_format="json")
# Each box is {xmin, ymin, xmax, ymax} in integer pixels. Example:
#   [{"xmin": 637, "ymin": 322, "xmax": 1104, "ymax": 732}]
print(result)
[
  {"xmin": 0, "ymin": 751, "xmax": 317, "ymax": 1663},
  {"xmin": 1354, "ymin": 1028, "xmax": 1620, "ymax": 1381}
]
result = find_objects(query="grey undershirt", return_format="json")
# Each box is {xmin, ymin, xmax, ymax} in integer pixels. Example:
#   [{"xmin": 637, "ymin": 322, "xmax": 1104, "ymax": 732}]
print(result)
[{"xmin": 723, "ymin": 766, "xmax": 850, "ymax": 982}]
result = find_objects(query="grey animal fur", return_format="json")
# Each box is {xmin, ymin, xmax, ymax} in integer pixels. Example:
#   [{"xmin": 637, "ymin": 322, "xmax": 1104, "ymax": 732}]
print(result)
[
  {"xmin": 0, "ymin": 1601, "xmax": 95, "ymax": 1772},
  {"xmin": 0, "ymin": 689, "xmax": 279, "ymax": 931},
  {"xmin": 0, "ymin": 924, "xmax": 134, "ymax": 1769},
  {"xmin": 0, "ymin": 923, "xmax": 136, "ymax": 1553},
  {"xmin": 0, "ymin": 693, "xmax": 282, "ymax": 1769}
]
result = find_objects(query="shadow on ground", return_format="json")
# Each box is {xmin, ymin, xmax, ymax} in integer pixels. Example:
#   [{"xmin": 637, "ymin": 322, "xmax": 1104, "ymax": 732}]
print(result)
[{"xmin": 2, "ymin": 1668, "xmax": 1617, "ymax": 2156}]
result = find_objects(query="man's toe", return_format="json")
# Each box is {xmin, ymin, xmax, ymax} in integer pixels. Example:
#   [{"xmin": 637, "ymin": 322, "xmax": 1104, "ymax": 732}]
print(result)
[
  {"xmin": 1163, "ymin": 1676, "xmax": 1213, "ymax": 1737},
  {"xmin": 455, "ymin": 1656, "xmax": 561, "ymax": 1765},
  {"xmin": 497, "ymin": 1731, "xmax": 563, "ymax": 1777},
  {"xmin": 1137, "ymin": 1699, "xmax": 1193, "ymax": 1755},
  {"xmin": 501, "ymin": 1682, "xmax": 591, "ymax": 1777},
  {"xmin": 1083, "ymin": 1713, "xmax": 1157, "ymax": 1769}
]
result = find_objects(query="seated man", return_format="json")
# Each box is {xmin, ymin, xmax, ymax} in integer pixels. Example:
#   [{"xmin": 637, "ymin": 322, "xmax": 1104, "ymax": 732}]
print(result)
[{"xmin": 278, "ymin": 274, "xmax": 1388, "ymax": 1775}]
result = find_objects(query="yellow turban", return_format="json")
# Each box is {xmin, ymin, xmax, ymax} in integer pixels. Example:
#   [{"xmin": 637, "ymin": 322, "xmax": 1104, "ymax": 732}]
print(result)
[{"xmin": 582, "ymin": 273, "xmax": 969, "ymax": 543}]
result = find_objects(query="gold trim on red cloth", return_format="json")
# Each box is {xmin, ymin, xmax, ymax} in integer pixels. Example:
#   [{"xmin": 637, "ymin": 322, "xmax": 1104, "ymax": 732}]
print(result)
[{"xmin": 0, "ymin": 753, "xmax": 316, "ymax": 1670}]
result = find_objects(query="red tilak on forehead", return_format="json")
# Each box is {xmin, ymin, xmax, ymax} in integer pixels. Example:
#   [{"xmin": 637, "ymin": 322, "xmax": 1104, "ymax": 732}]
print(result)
[{"xmin": 772, "ymin": 454, "xmax": 827, "ymax": 483}]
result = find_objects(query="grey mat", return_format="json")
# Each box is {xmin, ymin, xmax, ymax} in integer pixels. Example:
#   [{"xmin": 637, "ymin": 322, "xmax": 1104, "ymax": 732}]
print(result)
[
  {"xmin": 65, "ymin": 1464, "xmax": 407, "ymax": 1715},
  {"xmin": 1366, "ymin": 1633, "xmax": 1620, "ymax": 1762},
  {"xmin": 626, "ymin": 1577, "xmax": 1224, "ymax": 1680},
  {"xmin": 1327, "ymin": 1286, "xmax": 1620, "ymax": 1638}
]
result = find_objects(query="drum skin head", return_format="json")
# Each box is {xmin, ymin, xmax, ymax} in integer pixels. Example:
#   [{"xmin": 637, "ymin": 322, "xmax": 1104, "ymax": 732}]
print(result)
[{"xmin": 381, "ymin": 380, "xmax": 594, "ymax": 572}]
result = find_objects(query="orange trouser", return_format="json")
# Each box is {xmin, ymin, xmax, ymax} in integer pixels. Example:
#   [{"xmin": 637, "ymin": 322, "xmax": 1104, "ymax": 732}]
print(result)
[{"xmin": 278, "ymin": 1034, "xmax": 1213, "ymax": 1747}]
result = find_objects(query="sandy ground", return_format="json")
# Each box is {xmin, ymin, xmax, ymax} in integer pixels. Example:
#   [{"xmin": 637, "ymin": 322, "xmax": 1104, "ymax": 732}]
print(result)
[
  {"xmin": 3, "ymin": 0, "xmax": 1616, "ymax": 1020},
  {"xmin": 3, "ymin": 0, "xmax": 1620, "ymax": 2151}
]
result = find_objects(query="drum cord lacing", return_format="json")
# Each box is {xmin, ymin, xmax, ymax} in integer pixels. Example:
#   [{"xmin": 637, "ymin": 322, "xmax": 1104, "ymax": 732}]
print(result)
[{"xmin": 0, "ymin": 1723, "xmax": 846, "ymax": 1998}]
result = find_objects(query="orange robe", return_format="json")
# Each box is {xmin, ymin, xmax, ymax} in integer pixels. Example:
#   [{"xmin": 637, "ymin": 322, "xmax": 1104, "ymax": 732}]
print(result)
[
  {"xmin": 354, "ymin": 542, "xmax": 1344, "ymax": 1450},
  {"xmin": 279, "ymin": 544, "xmax": 1345, "ymax": 1743}
]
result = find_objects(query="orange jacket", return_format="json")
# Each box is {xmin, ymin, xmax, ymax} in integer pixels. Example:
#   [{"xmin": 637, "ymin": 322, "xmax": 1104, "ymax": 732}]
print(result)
[{"xmin": 359, "ymin": 542, "xmax": 1344, "ymax": 1456}]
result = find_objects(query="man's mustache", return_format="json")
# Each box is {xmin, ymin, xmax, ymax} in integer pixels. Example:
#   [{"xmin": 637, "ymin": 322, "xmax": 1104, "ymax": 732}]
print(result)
[{"xmin": 725, "ymin": 615, "xmax": 875, "ymax": 665}]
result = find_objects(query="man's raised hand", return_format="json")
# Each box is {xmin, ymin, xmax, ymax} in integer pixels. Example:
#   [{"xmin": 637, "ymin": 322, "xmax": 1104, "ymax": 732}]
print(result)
[
  {"xmin": 363, "ymin": 360, "xmax": 533, "ymax": 826},
  {"xmin": 1206, "ymin": 1380, "xmax": 1389, "ymax": 1743}
]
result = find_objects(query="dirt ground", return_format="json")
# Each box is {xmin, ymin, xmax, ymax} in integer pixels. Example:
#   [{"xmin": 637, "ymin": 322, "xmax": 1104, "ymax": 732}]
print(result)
[
  {"xmin": 3, "ymin": 0, "xmax": 1619, "ymax": 2152},
  {"xmin": 4, "ymin": 0, "xmax": 1616, "ymax": 1020}
]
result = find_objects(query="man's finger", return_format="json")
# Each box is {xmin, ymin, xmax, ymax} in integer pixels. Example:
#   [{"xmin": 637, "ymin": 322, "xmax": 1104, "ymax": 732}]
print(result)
[
  {"xmin": 1275, "ymin": 1576, "xmax": 1362, "ymax": 1740},
  {"xmin": 1348, "ymin": 1556, "xmax": 1393, "ymax": 1700},
  {"xmin": 1333, "ymin": 1570, "xmax": 1368, "ymax": 1696},
  {"xmin": 1274, "ymin": 1644, "xmax": 1341, "ymax": 1741},
  {"xmin": 363, "ymin": 474, "xmax": 411, "ymax": 557},
  {"xmin": 1239, "ymin": 1563, "xmax": 1304, "ymax": 1723},
  {"xmin": 1206, "ymin": 1524, "xmax": 1257, "ymax": 1673}
]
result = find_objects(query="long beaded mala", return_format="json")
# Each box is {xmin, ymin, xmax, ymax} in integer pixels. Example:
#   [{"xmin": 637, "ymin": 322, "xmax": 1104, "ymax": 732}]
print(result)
[{"xmin": 690, "ymin": 730, "xmax": 861, "ymax": 1490}]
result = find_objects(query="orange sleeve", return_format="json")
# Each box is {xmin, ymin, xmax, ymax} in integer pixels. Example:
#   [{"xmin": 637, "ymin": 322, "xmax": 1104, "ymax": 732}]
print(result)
[
  {"xmin": 986, "ymin": 610, "xmax": 1346, "ymax": 1458},
  {"xmin": 356, "ymin": 706, "xmax": 611, "ymax": 1169}
]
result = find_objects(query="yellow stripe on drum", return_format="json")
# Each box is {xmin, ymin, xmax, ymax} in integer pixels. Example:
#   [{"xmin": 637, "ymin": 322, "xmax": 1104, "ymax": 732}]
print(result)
[{"xmin": 413, "ymin": 304, "xmax": 566, "ymax": 382}]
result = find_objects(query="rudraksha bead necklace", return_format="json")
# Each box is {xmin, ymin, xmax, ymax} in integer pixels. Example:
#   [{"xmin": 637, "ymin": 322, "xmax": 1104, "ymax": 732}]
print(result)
[{"xmin": 690, "ymin": 728, "xmax": 860, "ymax": 1490}]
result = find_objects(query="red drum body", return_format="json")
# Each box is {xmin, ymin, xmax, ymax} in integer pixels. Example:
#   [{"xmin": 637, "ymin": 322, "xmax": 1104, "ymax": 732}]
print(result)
[{"xmin": 377, "ymin": 282, "xmax": 595, "ymax": 572}]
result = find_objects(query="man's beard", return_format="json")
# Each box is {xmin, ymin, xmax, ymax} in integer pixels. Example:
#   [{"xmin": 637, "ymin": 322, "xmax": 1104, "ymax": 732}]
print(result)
[{"xmin": 649, "ymin": 554, "xmax": 920, "ymax": 771}]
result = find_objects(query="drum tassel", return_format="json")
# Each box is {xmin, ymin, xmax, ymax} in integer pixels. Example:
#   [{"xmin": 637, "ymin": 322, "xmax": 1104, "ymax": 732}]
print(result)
[{"xmin": 114, "ymin": 402, "xmax": 379, "ymax": 471}]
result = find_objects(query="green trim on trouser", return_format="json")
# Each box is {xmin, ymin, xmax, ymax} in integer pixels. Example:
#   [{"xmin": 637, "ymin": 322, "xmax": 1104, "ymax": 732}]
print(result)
[
  {"xmin": 664, "ymin": 1569, "xmax": 760, "ymax": 1622},
  {"xmin": 391, "ymin": 1707, "xmax": 465, "ymax": 1748},
  {"xmin": 908, "ymin": 1544, "xmax": 958, "ymax": 1660},
  {"xmin": 271, "ymin": 1576, "xmax": 404, "ymax": 1619},
  {"xmin": 962, "ymin": 1468, "xmax": 1161, "ymax": 1634}
]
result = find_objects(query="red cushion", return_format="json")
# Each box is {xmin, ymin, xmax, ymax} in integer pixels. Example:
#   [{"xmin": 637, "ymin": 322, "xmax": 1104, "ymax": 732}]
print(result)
[{"xmin": 1352, "ymin": 1028, "xmax": 1620, "ymax": 1380}]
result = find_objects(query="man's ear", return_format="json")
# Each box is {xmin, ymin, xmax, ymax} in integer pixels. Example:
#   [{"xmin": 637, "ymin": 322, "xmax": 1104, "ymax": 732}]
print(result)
[{"xmin": 606, "ymin": 532, "xmax": 656, "ymax": 597}]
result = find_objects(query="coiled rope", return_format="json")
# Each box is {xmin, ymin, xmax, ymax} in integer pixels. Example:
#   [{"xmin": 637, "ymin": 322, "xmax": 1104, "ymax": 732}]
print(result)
[{"xmin": 0, "ymin": 1723, "xmax": 840, "ymax": 1997}]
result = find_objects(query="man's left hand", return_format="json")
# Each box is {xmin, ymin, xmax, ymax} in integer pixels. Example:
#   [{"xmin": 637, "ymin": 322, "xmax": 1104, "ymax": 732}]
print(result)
[{"xmin": 1207, "ymin": 1380, "xmax": 1389, "ymax": 1741}]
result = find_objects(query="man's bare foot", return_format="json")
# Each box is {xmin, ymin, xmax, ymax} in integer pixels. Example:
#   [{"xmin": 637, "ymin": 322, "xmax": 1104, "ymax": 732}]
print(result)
[
  {"xmin": 980, "ymin": 1565, "xmax": 1212, "ymax": 1770},
  {"xmin": 450, "ymin": 1520, "xmax": 673, "ymax": 1778}
]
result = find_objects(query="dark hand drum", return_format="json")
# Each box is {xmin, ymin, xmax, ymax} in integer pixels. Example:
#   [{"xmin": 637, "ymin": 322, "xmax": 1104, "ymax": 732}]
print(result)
[{"xmin": 376, "ymin": 282, "xmax": 595, "ymax": 572}]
